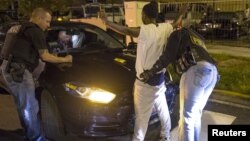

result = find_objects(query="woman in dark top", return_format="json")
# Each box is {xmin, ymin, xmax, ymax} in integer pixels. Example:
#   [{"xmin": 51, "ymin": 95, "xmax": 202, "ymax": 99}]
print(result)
[{"xmin": 140, "ymin": 28, "xmax": 219, "ymax": 141}]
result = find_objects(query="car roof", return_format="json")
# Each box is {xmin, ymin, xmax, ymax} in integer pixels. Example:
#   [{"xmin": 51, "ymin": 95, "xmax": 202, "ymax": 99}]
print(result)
[
  {"xmin": 0, "ymin": 20, "xmax": 106, "ymax": 34},
  {"xmin": 50, "ymin": 21, "xmax": 104, "ymax": 29}
]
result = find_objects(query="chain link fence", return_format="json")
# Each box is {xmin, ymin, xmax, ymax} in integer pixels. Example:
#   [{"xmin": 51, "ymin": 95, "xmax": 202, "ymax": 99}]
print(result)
[{"xmin": 159, "ymin": 0, "xmax": 250, "ymax": 47}]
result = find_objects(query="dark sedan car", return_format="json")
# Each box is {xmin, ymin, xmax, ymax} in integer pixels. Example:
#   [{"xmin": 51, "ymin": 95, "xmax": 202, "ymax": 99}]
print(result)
[
  {"xmin": 193, "ymin": 11, "xmax": 248, "ymax": 39},
  {"xmin": 0, "ymin": 21, "xmax": 179, "ymax": 139}
]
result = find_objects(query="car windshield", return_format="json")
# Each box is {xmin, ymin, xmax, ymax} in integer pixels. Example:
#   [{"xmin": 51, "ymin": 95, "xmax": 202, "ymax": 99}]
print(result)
[{"xmin": 46, "ymin": 23, "xmax": 124, "ymax": 54}]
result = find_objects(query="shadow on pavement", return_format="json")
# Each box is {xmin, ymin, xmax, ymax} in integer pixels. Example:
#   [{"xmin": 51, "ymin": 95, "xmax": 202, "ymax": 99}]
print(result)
[
  {"xmin": 0, "ymin": 126, "xmax": 158, "ymax": 141},
  {"xmin": 0, "ymin": 128, "xmax": 132, "ymax": 141}
]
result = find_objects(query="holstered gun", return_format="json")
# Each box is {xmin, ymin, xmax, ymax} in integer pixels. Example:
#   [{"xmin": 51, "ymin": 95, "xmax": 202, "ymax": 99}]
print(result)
[
  {"xmin": 10, "ymin": 62, "xmax": 26, "ymax": 83},
  {"xmin": 174, "ymin": 47, "xmax": 197, "ymax": 75}
]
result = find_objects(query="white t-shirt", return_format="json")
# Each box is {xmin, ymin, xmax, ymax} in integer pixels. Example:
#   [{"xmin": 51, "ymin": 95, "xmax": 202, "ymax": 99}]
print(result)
[{"xmin": 136, "ymin": 23, "xmax": 173, "ymax": 79}]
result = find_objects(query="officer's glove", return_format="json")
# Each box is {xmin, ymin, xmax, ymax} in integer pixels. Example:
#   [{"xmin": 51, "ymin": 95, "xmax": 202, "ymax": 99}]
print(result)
[{"xmin": 140, "ymin": 69, "xmax": 155, "ymax": 83}]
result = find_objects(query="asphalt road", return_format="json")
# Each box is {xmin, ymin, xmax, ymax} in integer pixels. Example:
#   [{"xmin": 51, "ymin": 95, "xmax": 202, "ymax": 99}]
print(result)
[{"xmin": 1, "ymin": 92, "xmax": 249, "ymax": 141}]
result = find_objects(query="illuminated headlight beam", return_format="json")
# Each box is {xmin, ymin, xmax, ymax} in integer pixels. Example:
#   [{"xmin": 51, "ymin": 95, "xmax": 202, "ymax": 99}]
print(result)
[{"xmin": 64, "ymin": 82, "xmax": 116, "ymax": 104}]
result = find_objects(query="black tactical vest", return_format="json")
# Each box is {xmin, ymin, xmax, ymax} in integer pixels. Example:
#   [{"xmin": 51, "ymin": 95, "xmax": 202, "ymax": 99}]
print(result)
[
  {"xmin": 173, "ymin": 28, "xmax": 216, "ymax": 74},
  {"xmin": 2, "ymin": 22, "xmax": 40, "ymax": 72}
]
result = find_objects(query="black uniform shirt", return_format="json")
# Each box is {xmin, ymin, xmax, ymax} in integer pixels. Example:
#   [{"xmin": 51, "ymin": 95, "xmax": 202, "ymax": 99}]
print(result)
[
  {"xmin": 152, "ymin": 28, "xmax": 215, "ymax": 73},
  {"xmin": 11, "ymin": 22, "xmax": 47, "ymax": 71}
]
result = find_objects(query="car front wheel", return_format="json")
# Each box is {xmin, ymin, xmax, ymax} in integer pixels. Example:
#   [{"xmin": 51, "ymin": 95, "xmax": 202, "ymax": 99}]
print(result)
[{"xmin": 40, "ymin": 89, "xmax": 65, "ymax": 139}]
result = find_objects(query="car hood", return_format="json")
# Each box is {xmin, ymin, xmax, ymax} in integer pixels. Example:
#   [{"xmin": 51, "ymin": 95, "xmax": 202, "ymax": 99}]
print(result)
[{"xmin": 41, "ymin": 49, "xmax": 136, "ymax": 94}]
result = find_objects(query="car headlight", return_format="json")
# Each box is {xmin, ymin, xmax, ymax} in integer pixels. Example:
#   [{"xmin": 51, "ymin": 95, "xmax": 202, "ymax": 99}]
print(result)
[
  {"xmin": 64, "ymin": 82, "xmax": 116, "ymax": 104},
  {"xmin": 57, "ymin": 17, "xmax": 63, "ymax": 21}
]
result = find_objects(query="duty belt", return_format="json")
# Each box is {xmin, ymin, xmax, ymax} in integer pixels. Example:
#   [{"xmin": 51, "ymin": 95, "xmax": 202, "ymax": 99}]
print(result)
[{"xmin": 0, "ymin": 55, "xmax": 33, "ymax": 72}]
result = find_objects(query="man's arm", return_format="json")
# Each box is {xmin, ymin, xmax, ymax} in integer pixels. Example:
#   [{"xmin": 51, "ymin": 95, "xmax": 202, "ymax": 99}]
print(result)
[
  {"xmin": 150, "ymin": 31, "xmax": 180, "ymax": 72},
  {"xmin": 140, "ymin": 30, "xmax": 181, "ymax": 81},
  {"xmin": 99, "ymin": 10, "xmax": 140, "ymax": 37},
  {"xmin": 171, "ymin": 3, "xmax": 189, "ymax": 28},
  {"xmin": 39, "ymin": 49, "xmax": 72, "ymax": 63},
  {"xmin": 105, "ymin": 21, "xmax": 140, "ymax": 37}
]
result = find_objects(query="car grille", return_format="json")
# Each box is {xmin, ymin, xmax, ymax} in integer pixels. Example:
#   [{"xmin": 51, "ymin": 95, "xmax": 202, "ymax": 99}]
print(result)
[{"xmin": 82, "ymin": 104, "xmax": 133, "ymax": 137}]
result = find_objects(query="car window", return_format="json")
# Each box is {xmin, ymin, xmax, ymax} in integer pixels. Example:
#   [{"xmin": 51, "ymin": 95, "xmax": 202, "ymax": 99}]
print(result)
[
  {"xmin": 46, "ymin": 25, "xmax": 124, "ymax": 54},
  {"xmin": 46, "ymin": 28, "xmax": 83, "ymax": 54},
  {"xmin": 83, "ymin": 27, "xmax": 124, "ymax": 49}
]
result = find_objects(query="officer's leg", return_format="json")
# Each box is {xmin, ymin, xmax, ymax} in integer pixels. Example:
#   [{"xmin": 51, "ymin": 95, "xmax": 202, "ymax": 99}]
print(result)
[
  {"xmin": 181, "ymin": 63, "xmax": 215, "ymax": 141},
  {"xmin": 178, "ymin": 72, "xmax": 187, "ymax": 141},
  {"xmin": 178, "ymin": 65, "xmax": 204, "ymax": 141},
  {"xmin": 194, "ymin": 64, "xmax": 218, "ymax": 139},
  {"xmin": 9, "ymin": 70, "xmax": 47, "ymax": 141},
  {"xmin": 199, "ymin": 64, "xmax": 218, "ymax": 111}
]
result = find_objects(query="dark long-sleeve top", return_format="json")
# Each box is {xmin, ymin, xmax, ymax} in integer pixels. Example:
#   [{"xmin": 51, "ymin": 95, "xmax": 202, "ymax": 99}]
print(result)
[{"xmin": 152, "ymin": 28, "xmax": 216, "ymax": 73}]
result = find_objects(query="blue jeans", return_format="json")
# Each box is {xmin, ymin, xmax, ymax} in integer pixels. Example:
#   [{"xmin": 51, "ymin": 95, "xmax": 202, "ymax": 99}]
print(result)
[
  {"xmin": 1, "ymin": 60, "xmax": 47, "ymax": 141},
  {"xmin": 178, "ymin": 61, "xmax": 218, "ymax": 141}
]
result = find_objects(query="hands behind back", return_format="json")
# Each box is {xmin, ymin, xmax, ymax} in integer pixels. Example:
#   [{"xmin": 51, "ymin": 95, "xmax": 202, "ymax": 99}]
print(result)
[{"xmin": 139, "ymin": 70, "xmax": 155, "ymax": 83}]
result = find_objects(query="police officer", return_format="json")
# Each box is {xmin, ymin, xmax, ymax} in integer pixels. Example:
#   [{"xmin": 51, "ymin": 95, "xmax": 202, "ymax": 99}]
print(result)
[
  {"xmin": 0, "ymin": 8, "xmax": 72, "ymax": 141},
  {"xmin": 140, "ymin": 28, "xmax": 218, "ymax": 141}
]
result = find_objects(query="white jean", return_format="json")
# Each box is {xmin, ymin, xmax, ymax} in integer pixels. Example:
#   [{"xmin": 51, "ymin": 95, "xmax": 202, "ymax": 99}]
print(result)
[
  {"xmin": 132, "ymin": 79, "xmax": 171, "ymax": 141},
  {"xmin": 178, "ymin": 61, "xmax": 218, "ymax": 141}
]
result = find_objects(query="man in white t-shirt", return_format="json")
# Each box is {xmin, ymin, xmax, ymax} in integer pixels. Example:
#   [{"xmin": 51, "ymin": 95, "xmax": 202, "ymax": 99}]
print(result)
[{"xmin": 100, "ymin": 1, "xmax": 188, "ymax": 141}]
